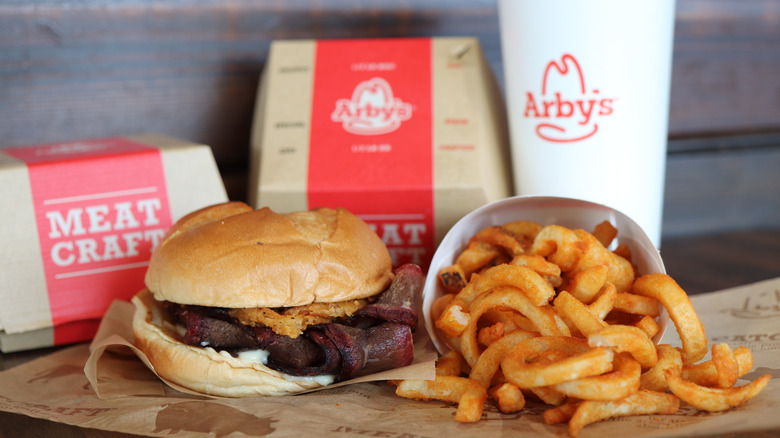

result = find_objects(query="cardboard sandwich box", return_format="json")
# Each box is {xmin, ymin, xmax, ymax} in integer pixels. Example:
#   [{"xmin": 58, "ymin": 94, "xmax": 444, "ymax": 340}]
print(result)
[
  {"xmin": 0, "ymin": 134, "xmax": 228, "ymax": 352},
  {"xmin": 249, "ymin": 37, "xmax": 513, "ymax": 270}
]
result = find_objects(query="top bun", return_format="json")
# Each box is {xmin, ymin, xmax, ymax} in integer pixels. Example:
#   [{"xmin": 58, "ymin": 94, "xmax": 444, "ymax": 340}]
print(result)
[{"xmin": 144, "ymin": 202, "xmax": 394, "ymax": 308}]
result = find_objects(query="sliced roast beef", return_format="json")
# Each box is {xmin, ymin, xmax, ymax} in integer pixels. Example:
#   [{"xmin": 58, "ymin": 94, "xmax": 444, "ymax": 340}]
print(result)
[
  {"xmin": 177, "ymin": 309, "xmax": 256, "ymax": 348},
  {"xmin": 361, "ymin": 322, "xmax": 414, "ymax": 376},
  {"xmin": 262, "ymin": 329, "xmax": 343, "ymax": 377},
  {"xmin": 355, "ymin": 263, "xmax": 422, "ymax": 331},
  {"xmin": 325, "ymin": 321, "xmax": 414, "ymax": 381},
  {"xmin": 253, "ymin": 326, "xmax": 324, "ymax": 370},
  {"xmin": 324, "ymin": 324, "xmax": 367, "ymax": 381}
]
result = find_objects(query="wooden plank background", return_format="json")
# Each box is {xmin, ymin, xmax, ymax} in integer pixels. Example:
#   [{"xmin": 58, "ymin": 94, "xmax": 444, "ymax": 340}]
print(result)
[{"xmin": 1, "ymin": 0, "xmax": 778, "ymax": 237}]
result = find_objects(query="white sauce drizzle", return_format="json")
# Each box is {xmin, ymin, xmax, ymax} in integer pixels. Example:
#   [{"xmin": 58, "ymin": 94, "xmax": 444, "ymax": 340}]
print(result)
[{"xmin": 213, "ymin": 348, "xmax": 335, "ymax": 386}]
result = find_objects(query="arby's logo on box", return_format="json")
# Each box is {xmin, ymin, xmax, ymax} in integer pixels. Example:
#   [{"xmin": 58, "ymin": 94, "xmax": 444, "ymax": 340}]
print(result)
[
  {"xmin": 523, "ymin": 53, "xmax": 615, "ymax": 143},
  {"xmin": 308, "ymin": 39, "xmax": 435, "ymax": 269},
  {"xmin": 331, "ymin": 77, "xmax": 414, "ymax": 136},
  {"xmin": 4, "ymin": 138, "xmax": 172, "ymax": 341}
]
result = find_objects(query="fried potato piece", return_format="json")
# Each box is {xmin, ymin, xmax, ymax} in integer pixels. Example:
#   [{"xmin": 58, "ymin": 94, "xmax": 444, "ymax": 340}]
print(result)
[
  {"xmin": 482, "ymin": 308, "xmax": 538, "ymax": 333},
  {"xmin": 587, "ymin": 282, "xmax": 617, "ymax": 320},
  {"xmin": 682, "ymin": 345, "xmax": 754, "ymax": 387},
  {"xmin": 526, "ymin": 349, "xmax": 569, "ymax": 405},
  {"xmin": 553, "ymin": 353, "xmax": 641, "ymax": 401},
  {"xmin": 477, "ymin": 322, "xmax": 506, "ymax": 347},
  {"xmin": 592, "ymin": 220, "xmax": 618, "ymax": 248},
  {"xmin": 544, "ymin": 400, "xmax": 581, "ymax": 425},
  {"xmin": 554, "ymin": 290, "xmax": 608, "ymax": 338},
  {"xmin": 639, "ymin": 344, "xmax": 683, "ymax": 392},
  {"xmin": 438, "ymin": 264, "xmax": 467, "ymax": 294},
  {"xmin": 711, "ymin": 343, "xmax": 740, "ymax": 389},
  {"xmin": 571, "ymin": 229, "xmax": 635, "ymax": 293},
  {"xmin": 455, "ymin": 264, "xmax": 556, "ymax": 307},
  {"xmin": 613, "ymin": 243, "xmax": 632, "ymax": 262},
  {"xmin": 531, "ymin": 225, "xmax": 635, "ymax": 293},
  {"xmin": 430, "ymin": 293, "xmax": 455, "ymax": 325},
  {"xmin": 614, "ymin": 292, "xmax": 661, "ymax": 317},
  {"xmin": 568, "ymin": 265, "xmax": 609, "ymax": 304},
  {"xmin": 436, "ymin": 350, "xmax": 468, "ymax": 377},
  {"xmin": 588, "ymin": 324, "xmax": 658, "ymax": 369},
  {"xmin": 460, "ymin": 286, "xmax": 569, "ymax": 366},
  {"xmin": 396, "ymin": 376, "xmax": 487, "ymax": 423},
  {"xmin": 470, "ymin": 226, "xmax": 525, "ymax": 257},
  {"xmin": 531, "ymin": 225, "xmax": 584, "ymax": 272},
  {"xmin": 501, "ymin": 220, "xmax": 543, "ymax": 250},
  {"xmin": 469, "ymin": 329, "xmax": 538, "ymax": 388},
  {"xmin": 509, "ymin": 254, "xmax": 563, "ymax": 286},
  {"xmin": 632, "ymin": 273, "xmax": 707, "ymax": 362},
  {"xmin": 666, "ymin": 371, "xmax": 771, "ymax": 412},
  {"xmin": 455, "ymin": 241, "xmax": 502, "ymax": 279},
  {"xmin": 490, "ymin": 382, "xmax": 526, "ymax": 413},
  {"xmin": 502, "ymin": 337, "xmax": 613, "ymax": 388},
  {"xmin": 435, "ymin": 300, "xmax": 470, "ymax": 338},
  {"xmin": 529, "ymin": 386, "xmax": 568, "ymax": 407},
  {"xmin": 568, "ymin": 390, "xmax": 680, "ymax": 437},
  {"xmin": 633, "ymin": 315, "xmax": 661, "ymax": 339}
]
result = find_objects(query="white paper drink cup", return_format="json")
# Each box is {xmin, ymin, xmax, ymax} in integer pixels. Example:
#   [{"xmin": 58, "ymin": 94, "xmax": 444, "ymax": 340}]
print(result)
[
  {"xmin": 498, "ymin": 0, "xmax": 676, "ymax": 247},
  {"xmin": 422, "ymin": 195, "xmax": 667, "ymax": 355}
]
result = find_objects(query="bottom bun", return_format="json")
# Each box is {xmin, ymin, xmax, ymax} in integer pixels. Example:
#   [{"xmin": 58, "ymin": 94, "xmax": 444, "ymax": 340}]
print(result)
[{"xmin": 131, "ymin": 289, "xmax": 332, "ymax": 397}]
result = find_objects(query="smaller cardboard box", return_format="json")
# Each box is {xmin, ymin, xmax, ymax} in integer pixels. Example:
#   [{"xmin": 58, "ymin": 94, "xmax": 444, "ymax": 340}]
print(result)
[
  {"xmin": 249, "ymin": 37, "xmax": 513, "ymax": 270},
  {"xmin": 0, "ymin": 134, "xmax": 228, "ymax": 352}
]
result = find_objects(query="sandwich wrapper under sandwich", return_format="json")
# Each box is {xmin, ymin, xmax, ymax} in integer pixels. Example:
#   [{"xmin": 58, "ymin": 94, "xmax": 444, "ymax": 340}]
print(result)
[{"xmin": 0, "ymin": 196, "xmax": 778, "ymax": 437}]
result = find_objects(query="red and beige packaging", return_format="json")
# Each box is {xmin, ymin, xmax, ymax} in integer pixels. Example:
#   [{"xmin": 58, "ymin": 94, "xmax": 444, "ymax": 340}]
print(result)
[
  {"xmin": 0, "ymin": 134, "xmax": 228, "ymax": 352},
  {"xmin": 249, "ymin": 37, "xmax": 513, "ymax": 270}
]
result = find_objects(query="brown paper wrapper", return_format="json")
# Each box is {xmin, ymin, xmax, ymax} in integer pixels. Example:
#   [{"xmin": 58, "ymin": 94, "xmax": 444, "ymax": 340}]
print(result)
[{"xmin": 1, "ymin": 278, "xmax": 780, "ymax": 437}]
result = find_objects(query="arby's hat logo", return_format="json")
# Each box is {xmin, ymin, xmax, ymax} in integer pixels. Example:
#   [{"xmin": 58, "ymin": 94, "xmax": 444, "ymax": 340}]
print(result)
[
  {"xmin": 524, "ymin": 54, "xmax": 615, "ymax": 143},
  {"xmin": 331, "ymin": 77, "xmax": 413, "ymax": 135}
]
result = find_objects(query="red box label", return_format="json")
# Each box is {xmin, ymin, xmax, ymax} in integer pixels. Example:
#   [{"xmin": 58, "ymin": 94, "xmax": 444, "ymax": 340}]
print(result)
[
  {"xmin": 308, "ymin": 38, "xmax": 435, "ymax": 269},
  {"xmin": 5, "ymin": 138, "xmax": 172, "ymax": 344}
]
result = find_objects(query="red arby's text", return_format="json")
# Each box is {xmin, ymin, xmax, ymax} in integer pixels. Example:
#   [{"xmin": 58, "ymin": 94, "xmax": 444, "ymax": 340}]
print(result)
[{"xmin": 523, "ymin": 54, "xmax": 615, "ymax": 143}]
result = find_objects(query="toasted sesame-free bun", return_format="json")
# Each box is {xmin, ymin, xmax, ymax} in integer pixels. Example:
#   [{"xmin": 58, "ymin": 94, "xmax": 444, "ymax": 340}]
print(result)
[
  {"xmin": 131, "ymin": 288, "xmax": 328, "ymax": 396},
  {"xmin": 144, "ymin": 202, "xmax": 394, "ymax": 308}
]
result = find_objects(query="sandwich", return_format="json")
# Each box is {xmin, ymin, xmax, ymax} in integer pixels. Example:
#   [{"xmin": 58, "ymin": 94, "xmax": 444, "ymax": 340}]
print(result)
[{"xmin": 131, "ymin": 201, "xmax": 423, "ymax": 396}]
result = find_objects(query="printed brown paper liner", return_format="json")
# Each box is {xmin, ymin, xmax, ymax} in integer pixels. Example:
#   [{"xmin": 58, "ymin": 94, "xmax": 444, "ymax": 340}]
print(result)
[{"xmin": 0, "ymin": 279, "xmax": 778, "ymax": 438}]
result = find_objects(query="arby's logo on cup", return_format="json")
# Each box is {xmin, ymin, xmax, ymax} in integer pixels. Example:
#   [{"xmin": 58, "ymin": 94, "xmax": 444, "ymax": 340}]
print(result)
[
  {"xmin": 330, "ymin": 77, "xmax": 414, "ymax": 135},
  {"xmin": 524, "ymin": 54, "xmax": 615, "ymax": 143}
]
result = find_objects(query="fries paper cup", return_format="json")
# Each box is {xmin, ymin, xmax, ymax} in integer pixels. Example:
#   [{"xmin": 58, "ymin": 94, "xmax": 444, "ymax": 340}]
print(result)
[{"xmin": 422, "ymin": 195, "xmax": 668, "ymax": 355}]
